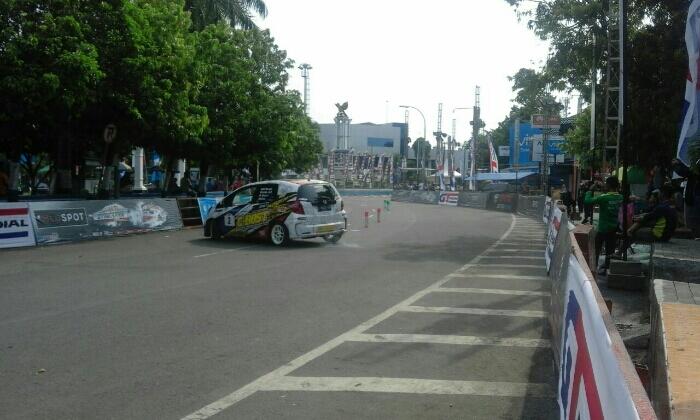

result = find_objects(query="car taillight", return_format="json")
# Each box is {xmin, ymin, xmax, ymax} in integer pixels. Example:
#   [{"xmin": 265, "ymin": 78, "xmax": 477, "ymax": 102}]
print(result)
[{"xmin": 290, "ymin": 200, "xmax": 305, "ymax": 214}]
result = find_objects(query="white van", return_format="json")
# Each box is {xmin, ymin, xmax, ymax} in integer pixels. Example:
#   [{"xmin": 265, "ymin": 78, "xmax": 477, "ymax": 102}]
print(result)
[{"xmin": 204, "ymin": 180, "xmax": 346, "ymax": 246}]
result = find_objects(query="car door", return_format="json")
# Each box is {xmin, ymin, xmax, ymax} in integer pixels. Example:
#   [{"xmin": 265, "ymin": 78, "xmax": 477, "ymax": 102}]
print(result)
[
  {"xmin": 231, "ymin": 183, "xmax": 279, "ymax": 235},
  {"xmin": 213, "ymin": 185, "xmax": 257, "ymax": 237}
]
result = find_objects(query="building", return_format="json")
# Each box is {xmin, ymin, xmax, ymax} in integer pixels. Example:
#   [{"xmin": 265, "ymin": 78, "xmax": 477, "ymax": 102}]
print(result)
[{"xmin": 318, "ymin": 122, "xmax": 409, "ymax": 157}]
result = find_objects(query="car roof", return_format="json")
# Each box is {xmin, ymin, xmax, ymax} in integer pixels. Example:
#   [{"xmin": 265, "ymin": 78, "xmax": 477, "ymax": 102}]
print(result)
[{"xmin": 240, "ymin": 179, "xmax": 329, "ymax": 189}]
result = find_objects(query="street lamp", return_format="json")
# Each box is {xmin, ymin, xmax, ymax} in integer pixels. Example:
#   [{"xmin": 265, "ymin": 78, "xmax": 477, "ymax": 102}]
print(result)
[
  {"xmin": 453, "ymin": 107, "xmax": 473, "ymax": 189},
  {"xmin": 399, "ymin": 105, "xmax": 427, "ymax": 184}
]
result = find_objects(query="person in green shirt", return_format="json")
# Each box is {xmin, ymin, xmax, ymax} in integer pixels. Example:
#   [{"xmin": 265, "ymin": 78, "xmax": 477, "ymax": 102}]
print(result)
[{"xmin": 585, "ymin": 176, "xmax": 623, "ymax": 274}]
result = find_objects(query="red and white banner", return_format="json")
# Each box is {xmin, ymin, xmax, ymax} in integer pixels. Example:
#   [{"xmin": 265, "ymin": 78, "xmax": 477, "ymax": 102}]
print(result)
[
  {"xmin": 488, "ymin": 139, "xmax": 499, "ymax": 173},
  {"xmin": 559, "ymin": 256, "xmax": 640, "ymax": 420},
  {"xmin": 0, "ymin": 203, "xmax": 36, "ymax": 248}
]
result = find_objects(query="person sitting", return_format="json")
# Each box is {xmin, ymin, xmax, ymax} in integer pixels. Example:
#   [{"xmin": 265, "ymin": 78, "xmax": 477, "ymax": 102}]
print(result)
[{"xmin": 627, "ymin": 185, "xmax": 677, "ymax": 243}]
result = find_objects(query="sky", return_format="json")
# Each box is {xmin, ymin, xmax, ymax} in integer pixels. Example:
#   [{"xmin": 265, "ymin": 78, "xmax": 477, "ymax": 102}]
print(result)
[{"xmin": 255, "ymin": 0, "xmax": 550, "ymax": 145}]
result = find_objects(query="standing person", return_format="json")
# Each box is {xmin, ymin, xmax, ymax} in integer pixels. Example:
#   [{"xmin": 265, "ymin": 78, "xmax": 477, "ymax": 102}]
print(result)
[
  {"xmin": 579, "ymin": 181, "xmax": 593, "ymax": 224},
  {"xmin": 585, "ymin": 176, "xmax": 623, "ymax": 275},
  {"xmin": 0, "ymin": 163, "xmax": 9, "ymax": 198},
  {"xmin": 672, "ymin": 157, "xmax": 700, "ymax": 238}
]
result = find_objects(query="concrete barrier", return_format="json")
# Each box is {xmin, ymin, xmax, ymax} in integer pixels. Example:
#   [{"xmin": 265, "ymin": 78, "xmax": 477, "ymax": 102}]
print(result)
[
  {"xmin": 390, "ymin": 190, "xmax": 440, "ymax": 204},
  {"xmin": 457, "ymin": 192, "xmax": 488, "ymax": 209},
  {"xmin": 650, "ymin": 279, "xmax": 700, "ymax": 419},
  {"xmin": 547, "ymin": 210, "xmax": 656, "ymax": 419}
]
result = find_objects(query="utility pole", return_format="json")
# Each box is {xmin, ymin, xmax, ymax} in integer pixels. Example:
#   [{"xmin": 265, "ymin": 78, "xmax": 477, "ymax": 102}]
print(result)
[
  {"xmin": 470, "ymin": 86, "xmax": 482, "ymax": 191},
  {"xmin": 620, "ymin": 0, "xmax": 630, "ymax": 258},
  {"xmin": 299, "ymin": 63, "xmax": 312, "ymax": 116}
]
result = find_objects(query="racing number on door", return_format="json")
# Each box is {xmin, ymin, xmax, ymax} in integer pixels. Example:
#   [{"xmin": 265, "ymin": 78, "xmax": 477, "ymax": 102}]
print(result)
[{"xmin": 224, "ymin": 213, "xmax": 235, "ymax": 227}]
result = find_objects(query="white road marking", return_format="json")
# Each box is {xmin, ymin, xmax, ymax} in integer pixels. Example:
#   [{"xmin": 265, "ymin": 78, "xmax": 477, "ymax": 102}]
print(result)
[
  {"xmin": 448, "ymin": 273, "xmax": 548, "ymax": 281},
  {"xmin": 179, "ymin": 214, "xmax": 520, "ymax": 420},
  {"xmin": 469, "ymin": 264, "xmax": 544, "ymax": 269},
  {"xmin": 259, "ymin": 376, "xmax": 553, "ymax": 398},
  {"xmin": 434, "ymin": 287, "xmax": 549, "ymax": 297},
  {"xmin": 193, "ymin": 246, "xmax": 256, "ymax": 259},
  {"xmin": 479, "ymin": 256, "xmax": 544, "ymax": 260},
  {"xmin": 486, "ymin": 249, "xmax": 542, "ymax": 253},
  {"xmin": 401, "ymin": 305, "xmax": 547, "ymax": 318},
  {"xmin": 347, "ymin": 333, "xmax": 550, "ymax": 348}
]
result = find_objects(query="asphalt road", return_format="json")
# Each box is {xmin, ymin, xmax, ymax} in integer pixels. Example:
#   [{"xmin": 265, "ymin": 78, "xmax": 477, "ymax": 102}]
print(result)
[{"xmin": 0, "ymin": 197, "xmax": 556, "ymax": 419}]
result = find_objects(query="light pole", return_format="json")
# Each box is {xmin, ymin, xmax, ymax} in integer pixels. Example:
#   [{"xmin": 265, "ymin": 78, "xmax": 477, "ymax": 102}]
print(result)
[
  {"xmin": 400, "ymin": 105, "xmax": 426, "ymax": 184},
  {"xmin": 453, "ymin": 107, "xmax": 473, "ymax": 189}
]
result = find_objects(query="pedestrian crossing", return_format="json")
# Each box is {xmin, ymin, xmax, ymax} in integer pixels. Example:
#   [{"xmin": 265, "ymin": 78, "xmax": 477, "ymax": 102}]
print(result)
[{"xmin": 181, "ymin": 215, "xmax": 557, "ymax": 420}]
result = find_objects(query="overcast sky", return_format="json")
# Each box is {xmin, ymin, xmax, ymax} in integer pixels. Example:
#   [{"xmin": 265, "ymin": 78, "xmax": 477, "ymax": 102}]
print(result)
[{"xmin": 256, "ymin": 0, "xmax": 550, "ymax": 144}]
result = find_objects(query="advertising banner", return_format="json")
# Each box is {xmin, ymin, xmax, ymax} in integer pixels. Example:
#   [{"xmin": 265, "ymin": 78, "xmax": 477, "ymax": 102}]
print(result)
[
  {"xmin": 543, "ymin": 196, "xmax": 553, "ymax": 223},
  {"xmin": 545, "ymin": 206, "xmax": 563, "ymax": 271},
  {"xmin": 490, "ymin": 193, "xmax": 516, "ymax": 212},
  {"xmin": 30, "ymin": 199, "xmax": 183, "ymax": 244},
  {"xmin": 0, "ymin": 203, "xmax": 36, "ymax": 249},
  {"xmin": 197, "ymin": 198, "xmax": 221, "ymax": 223},
  {"xmin": 439, "ymin": 192, "xmax": 459, "ymax": 206},
  {"xmin": 458, "ymin": 192, "xmax": 489, "ymax": 209},
  {"xmin": 558, "ymin": 256, "xmax": 640, "ymax": 420}
]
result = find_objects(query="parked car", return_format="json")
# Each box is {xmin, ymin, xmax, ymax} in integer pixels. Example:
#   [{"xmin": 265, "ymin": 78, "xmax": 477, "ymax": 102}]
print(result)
[{"xmin": 204, "ymin": 180, "xmax": 346, "ymax": 246}]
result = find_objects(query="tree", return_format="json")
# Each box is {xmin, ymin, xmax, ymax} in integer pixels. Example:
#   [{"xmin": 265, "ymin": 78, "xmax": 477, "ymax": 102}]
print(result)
[
  {"xmin": 503, "ymin": 0, "xmax": 688, "ymax": 169},
  {"xmin": 411, "ymin": 137, "xmax": 432, "ymax": 168},
  {"xmin": 0, "ymin": 0, "xmax": 104, "ymax": 179},
  {"xmin": 185, "ymin": 0, "xmax": 268, "ymax": 30}
]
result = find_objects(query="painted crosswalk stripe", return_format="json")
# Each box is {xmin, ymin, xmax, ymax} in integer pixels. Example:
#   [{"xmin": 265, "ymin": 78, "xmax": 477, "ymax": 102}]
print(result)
[
  {"xmin": 346, "ymin": 333, "xmax": 550, "ymax": 348},
  {"xmin": 401, "ymin": 305, "xmax": 547, "ymax": 318},
  {"xmin": 258, "ymin": 376, "xmax": 553, "ymax": 398},
  {"xmin": 480, "ymin": 255, "xmax": 544, "ymax": 260},
  {"xmin": 448, "ymin": 273, "xmax": 548, "ymax": 281},
  {"xmin": 433, "ymin": 287, "xmax": 549, "ymax": 297},
  {"xmin": 470, "ymin": 264, "xmax": 544, "ymax": 269}
]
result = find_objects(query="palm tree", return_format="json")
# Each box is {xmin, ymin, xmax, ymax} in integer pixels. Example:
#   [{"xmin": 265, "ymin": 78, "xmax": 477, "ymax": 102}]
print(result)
[{"xmin": 185, "ymin": 0, "xmax": 268, "ymax": 31}]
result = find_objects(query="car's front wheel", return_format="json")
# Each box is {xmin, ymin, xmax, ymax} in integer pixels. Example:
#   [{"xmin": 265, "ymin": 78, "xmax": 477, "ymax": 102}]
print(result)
[
  {"xmin": 323, "ymin": 232, "xmax": 343, "ymax": 244},
  {"xmin": 269, "ymin": 222, "xmax": 289, "ymax": 246}
]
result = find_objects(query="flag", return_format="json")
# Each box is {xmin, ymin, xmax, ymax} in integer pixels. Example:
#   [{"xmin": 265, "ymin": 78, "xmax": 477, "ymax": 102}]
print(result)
[
  {"xmin": 489, "ymin": 139, "xmax": 499, "ymax": 173},
  {"xmin": 678, "ymin": 0, "xmax": 700, "ymax": 164}
]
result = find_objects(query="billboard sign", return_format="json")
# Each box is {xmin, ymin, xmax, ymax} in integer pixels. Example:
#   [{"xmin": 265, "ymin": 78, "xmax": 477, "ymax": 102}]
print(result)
[
  {"xmin": 531, "ymin": 114, "xmax": 562, "ymax": 129},
  {"xmin": 531, "ymin": 135, "xmax": 566, "ymax": 163},
  {"xmin": 498, "ymin": 146, "xmax": 510, "ymax": 157}
]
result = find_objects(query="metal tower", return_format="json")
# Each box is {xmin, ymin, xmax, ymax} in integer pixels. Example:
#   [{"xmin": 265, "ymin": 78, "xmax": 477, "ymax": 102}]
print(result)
[
  {"xmin": 299, "ymin": 63, "xmax": 312, "ymax": 116},
  {"xmin": 602, "ymin": 0, "xmax": 622, "ymax": 170},
  {"xmin": 469, "ymin": 86, "xmax": 482, "ymax": 190}
]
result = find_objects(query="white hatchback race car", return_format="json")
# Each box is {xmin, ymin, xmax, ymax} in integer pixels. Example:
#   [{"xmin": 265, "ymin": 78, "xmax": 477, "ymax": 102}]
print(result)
[{"xmin": 204, "ymin": 180, "xmax": 347, "ymax": 246}]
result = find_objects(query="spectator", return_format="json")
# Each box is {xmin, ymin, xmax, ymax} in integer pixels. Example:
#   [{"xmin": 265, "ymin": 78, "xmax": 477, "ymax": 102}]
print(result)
[
  {"xmin": 585, "ymin": 176, "xmax": 623, "ymax": 275},
  {"xmin": 561, "ymin": 183, "xmax": 574, "ymax": 215},
  {"xmin": 579, "ymin": 181, "xmax": 593, "ymax": 224},
  {"xmin": 627, "ymin": 185, "xmax": 677, "ymax": 243},
  {"xmin": 672, "ymin": 157, "xmax": 700, "ymax": 238},
  {"xmin": 0, "ymin": 163, "xmax": 9, "ymax": 197}
]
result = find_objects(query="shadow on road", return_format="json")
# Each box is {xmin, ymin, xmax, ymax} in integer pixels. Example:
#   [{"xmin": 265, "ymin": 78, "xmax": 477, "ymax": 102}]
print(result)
[{"xmin": 187, "ymin": 236, "xmax": 325, "ymax": 251}]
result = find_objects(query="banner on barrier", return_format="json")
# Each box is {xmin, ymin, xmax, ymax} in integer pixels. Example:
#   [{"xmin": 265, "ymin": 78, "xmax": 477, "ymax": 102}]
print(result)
[
  {"xmin": 543, "ymin": 196, "xmax": 553, "ymax": 223},
  {"xmin": 545, "ymin": 206, "xmax": 563, "ymax": 271},
  {"xmin": 439, "ymin": 192, "xmax": 459, "ymax": 206},
  {"xmin": 492, "ymin": 193, "xmax": 516, "ymax": 212},
  {"xmin": 197, "ymin": 198, "xmax": 221, "ymax": 223},
  {"xmin": 559, "ymin": 256, "xmax": 640, "ymax": 420},
  {"xmin": 458, "ymin": 192, "xmax": 488, "ymax": 209},
  {"xmin": 30, "ymin": 199, "xmax": 183, "ymax": 244},
  {"xmin": 0, "ymin": 203, "xmax": 36, "ymax": 249}
]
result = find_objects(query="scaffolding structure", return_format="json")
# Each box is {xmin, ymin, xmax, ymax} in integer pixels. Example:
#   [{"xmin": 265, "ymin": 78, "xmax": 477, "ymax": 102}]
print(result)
[{"xmin": 602, "ymin": 0, "xmax": 622, "ymax": 171}]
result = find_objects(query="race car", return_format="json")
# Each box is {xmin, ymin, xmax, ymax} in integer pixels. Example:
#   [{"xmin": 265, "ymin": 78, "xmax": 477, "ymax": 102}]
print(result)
[{"xmin": 204, "ymin": 180, "xmax": 347, "ymax": 246}]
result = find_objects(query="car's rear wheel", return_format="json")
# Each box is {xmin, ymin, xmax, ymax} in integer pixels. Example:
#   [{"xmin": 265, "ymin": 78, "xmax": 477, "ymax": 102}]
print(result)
[
  {"xmin": 269, "ymin": 222, "xmax": 289, "ymax": 246},
  {"xmin": 323, "ymin": 232, "xmax": 343, "ymax": 244}
]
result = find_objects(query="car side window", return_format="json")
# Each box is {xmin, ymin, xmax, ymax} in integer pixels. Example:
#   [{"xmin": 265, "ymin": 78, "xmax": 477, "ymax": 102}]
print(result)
[
  {"xmin": 255, "ymin": 184, "xmax": 278, "ymax": 204},
  {"xmin": 232, "ymin": 186, "xmax": 255, "ymax": 206}
]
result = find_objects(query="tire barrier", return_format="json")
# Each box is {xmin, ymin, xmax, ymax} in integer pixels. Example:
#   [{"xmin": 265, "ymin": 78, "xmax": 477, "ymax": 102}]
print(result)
[{"xmin": 28, "ymin": 198, "xmax": 183, "ymax": 245}]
